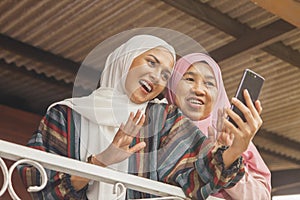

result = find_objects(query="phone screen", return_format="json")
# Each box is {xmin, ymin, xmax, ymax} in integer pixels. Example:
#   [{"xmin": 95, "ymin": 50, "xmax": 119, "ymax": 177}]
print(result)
[{"xmin": 228, "ymin": 69, "xmax": 264, "ymax": 127}]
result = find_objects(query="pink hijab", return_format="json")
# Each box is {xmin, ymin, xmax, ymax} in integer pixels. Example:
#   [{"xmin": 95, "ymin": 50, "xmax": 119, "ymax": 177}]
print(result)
[
  {"xmin": 165, "ymin": 53, "xmax": 271, "ymax": 198},
  {"xmin": 165, "ymin": 53, "xmax": 230, "ymax": 136}
]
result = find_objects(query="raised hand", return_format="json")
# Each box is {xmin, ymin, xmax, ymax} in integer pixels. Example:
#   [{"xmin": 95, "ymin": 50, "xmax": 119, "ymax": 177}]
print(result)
[
  {"xmin": 208, "ymin": 108, "xmax": 233, "ymax": 146},
  {"xmin": 224, "ymin": 89, "xmax": 263, "ymax": 158},
  {"xmin": 93, "ymin": 109, "xmax": 146, "ymax": 167},
  {"xmin": 112, "ymin": 109, "xmax": 146, "ymax": 153}
]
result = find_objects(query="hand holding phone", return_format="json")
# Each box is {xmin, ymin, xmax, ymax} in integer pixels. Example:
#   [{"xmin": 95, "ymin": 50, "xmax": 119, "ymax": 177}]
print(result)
[{"xmin": 228, "ymin": 69, "xmax": 264, "ymax": 127}]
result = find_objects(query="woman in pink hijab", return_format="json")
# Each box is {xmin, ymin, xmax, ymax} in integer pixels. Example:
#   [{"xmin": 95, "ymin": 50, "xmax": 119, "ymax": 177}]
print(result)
[{"xmin": 165, "ymin": 53, "xmax": 271, "ymax": 199}]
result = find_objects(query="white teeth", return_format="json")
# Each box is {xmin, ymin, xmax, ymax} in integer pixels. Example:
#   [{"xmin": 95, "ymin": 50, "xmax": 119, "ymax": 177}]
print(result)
[
  {"xmin": 140, "ymin": 80, "xmax": 152, "ymax": 92},
  {"xmin": 188, "ymin": 99, "xmax": 203, "ymax": 105}
]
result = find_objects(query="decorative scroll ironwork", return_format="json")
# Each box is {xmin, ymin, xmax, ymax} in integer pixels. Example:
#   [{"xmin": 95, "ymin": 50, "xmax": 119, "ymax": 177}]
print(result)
[
  {"xmin": 0, "ymin": 158, "xmax": 48, "ymax": 200},
  {"xmin": 0, "ymin": 139, "xmax": 186, "ymax": 200},
  {"xmin": 0, "ymin": 158, "xmax": 8, "ymax": 197}
]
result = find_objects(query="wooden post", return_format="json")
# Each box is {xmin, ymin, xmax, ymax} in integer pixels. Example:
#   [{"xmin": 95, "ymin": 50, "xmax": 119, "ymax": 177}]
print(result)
[{"xmin": 0, "ymin": 105, "xmax": 41, "ymax": 200}]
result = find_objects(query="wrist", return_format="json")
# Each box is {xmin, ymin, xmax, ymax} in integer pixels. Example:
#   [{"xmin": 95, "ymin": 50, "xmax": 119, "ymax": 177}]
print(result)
[
  {"xmin": 87, "ymin": 154, "xmax": 99, "ymax": 165},
  {"xmin": 87, "ymin": 154, "xmax": 107, "ymax": 167},
  {"xmin": 87, "ymin": 154, "xmax": 94, "ymax": 164},
  {"xmin": 70, "ymin": 175, "xmax": 90, "ymax": 191},
  {"xmin": 223, "ymin": 147, "xmax": 241, "ymax": 169}
]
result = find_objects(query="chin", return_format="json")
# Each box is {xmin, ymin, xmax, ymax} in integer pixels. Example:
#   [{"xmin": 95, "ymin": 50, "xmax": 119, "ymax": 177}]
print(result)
[
  {"xmin": 131, "ymin": 96, "xmax": 147, "ymax": 104},
  {"xmin": 191, "ymin": 116, "xmax": 202, "ymax": 121},
  {"xmin": 184, "ymin": 113, "xmax": 200, "ymax": 121}
]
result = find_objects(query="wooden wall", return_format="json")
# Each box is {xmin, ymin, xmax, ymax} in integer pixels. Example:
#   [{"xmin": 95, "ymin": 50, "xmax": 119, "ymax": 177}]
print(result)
[{"xmin": 0, "ymin": 105, "xmax": 41, "ymax": 200}]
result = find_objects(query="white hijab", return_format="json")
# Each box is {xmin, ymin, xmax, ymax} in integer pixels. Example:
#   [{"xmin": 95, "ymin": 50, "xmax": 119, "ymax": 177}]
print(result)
[{"xmin": 48, "ymin": 35, "xmax": 175, "ymax": 199}]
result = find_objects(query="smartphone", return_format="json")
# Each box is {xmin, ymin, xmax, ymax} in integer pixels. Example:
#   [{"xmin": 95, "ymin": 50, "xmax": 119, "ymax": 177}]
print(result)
[{"xmin": 228, "ymin": 69, "xmax": 265, "ymax": 127}]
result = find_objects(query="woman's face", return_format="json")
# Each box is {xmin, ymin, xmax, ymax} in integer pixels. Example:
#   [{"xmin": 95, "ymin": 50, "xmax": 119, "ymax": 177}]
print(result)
[
  {"xmin": 125, "ymin": 47, "xmax": 174, "ymax": 104},
  {"xmin": 174, "ymin": 62, "xmax": 218, "ymax": 121}
]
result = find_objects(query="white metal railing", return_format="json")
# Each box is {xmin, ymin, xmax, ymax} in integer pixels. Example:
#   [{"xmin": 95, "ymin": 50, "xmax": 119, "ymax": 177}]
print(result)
[{"xmin": 0, "ymin": 139, "xmax": 186, "ymax": 200}]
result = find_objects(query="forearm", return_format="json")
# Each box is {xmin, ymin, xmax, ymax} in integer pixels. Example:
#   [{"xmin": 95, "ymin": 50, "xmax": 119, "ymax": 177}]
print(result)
[
  {"xmin": 225, "ymin": 169, "xmax": 271, "ymax": 200},
  {"xmin": 222, "ymin": 146, "xmax": 241, "ymax": 169},
  {"xmin": 71, "ymin": 175, "xmax": 90, "ymax": 191},
  {"xmin": 71, "ymin": 154, "xmax": 107, "ymax": 191},
  {"xmin": 161, "ymin": 145, "xmax": 245, "ymax": 200},
  {"xmin": 195, "ymin": 145, "xmax": 244, "ymax": 189}
]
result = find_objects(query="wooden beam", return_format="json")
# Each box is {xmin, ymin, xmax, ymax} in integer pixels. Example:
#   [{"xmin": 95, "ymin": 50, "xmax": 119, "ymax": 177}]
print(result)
[
  {"xmin": 210, "ymin": 20, "xmax": 295, "ymax": 62},
  {"xmin": 0, "ymin": 58, "xmax": 92, "ymax": 114},
  {"xmin": 254, "ymin": 129, "xmax": 300, "ymax": 165},
  {"xmin": 0, "ymin": 33, "xmax": 79, "ymax": 75},
  {"xmin": 0, "ymin": 59, "xmax": 73, "ymax": 114},
  {"xmin": 271, "ymin": 169, "xmax": 300, "ymax": 196},
  {"xmin": 163, "ymin": 0, "xmax": 297, "ymax": 63},
  {"xmin": 0, "ymin": 59, "xmax": 73, "ymax": 90},
  {"xmin": 0, "ymin": 34, "xmax": 100, "ymax": 83},
  {"xmin": 161, "ymin": 0, "xmax": 250, "ymax": 37},
  {"xmin": 263, "ymin": 41, "xmax": 300, "ymax": 68},
  {"xmin": 251, "ymin": 0, "xmax": 300, "ymax": 29},
  {"xmin": 272, "ymin": 169, "xmax": 300, "ymax": 188},
  {"xmin": 259, "ymin": 147, "xmax": 300, "ymax": 166},
  {"xmin": 258, "ymin": 129, "xmax": 300, "ymax": 153}
]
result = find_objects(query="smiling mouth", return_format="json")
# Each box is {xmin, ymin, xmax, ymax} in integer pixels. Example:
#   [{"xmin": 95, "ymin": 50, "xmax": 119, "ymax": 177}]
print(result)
[
  {"xmin": 187, "ymin": 98, "xmax": 204, "ymax": 105},
  {"xmin": 139, "ymin": 80, "xmax": 153, "ymax": 93}
]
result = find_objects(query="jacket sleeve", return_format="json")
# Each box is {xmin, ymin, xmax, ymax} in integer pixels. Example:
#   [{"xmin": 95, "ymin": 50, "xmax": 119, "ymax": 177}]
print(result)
[
  {"xmin": 224, "ymin": 142, "xmax": 271, "ymax": 200},
  {"xmin": 153, "ymin": 104, "xmax": 245, "ymax": 200},
  {"xmin": 18, "ymin": 105, "xmax": 87, "ymax": 200}
]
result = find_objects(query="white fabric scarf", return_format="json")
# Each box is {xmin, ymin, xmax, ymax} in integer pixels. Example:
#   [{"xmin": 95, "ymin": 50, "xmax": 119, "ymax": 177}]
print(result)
[{"xmin": 48, "ymin": 35, "xmax": 175, "ymax": 200}]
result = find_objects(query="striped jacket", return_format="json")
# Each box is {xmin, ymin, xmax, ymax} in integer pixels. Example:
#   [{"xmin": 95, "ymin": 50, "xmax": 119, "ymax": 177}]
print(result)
[
  {"xmin": 18, "ymin": 105, "xmax": 87, "ymax": 199},
  {"xmin": 18, "ymin": 103, "xmax": 244, "ymax": 200},
  {"xmin": 128, "ymin": 103, "xmax": 245, "ymax": 200}
]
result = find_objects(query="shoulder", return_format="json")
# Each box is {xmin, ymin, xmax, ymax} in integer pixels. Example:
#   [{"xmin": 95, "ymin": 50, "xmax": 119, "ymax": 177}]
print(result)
[
  {"xmin": 147, "ymin": 102, "xmax": 180, "ymax": 115},
  {"xmin": 45, "ymin": 104, "xmax": 81, "ymax": 122},
  {"xmin": 46, "ymin": 104, "xmax": 69, "ymax": 118},
  {"xmin": 146, "ymin": 102, "xmax": 190, "ymax": 128}
]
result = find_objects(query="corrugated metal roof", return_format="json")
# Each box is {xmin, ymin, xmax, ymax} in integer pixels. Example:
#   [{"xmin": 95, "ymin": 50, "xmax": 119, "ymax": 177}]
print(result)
[
  {"xmin": 207, "ymin": 0, "xmax": 280, "ymax": 28},
  {"xmin": 1, "ymin": 0, "xmax": 300, "ymax": 195}
]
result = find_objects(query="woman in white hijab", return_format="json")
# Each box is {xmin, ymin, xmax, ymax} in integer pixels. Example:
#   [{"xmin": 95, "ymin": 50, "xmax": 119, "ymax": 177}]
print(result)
[{"xmin": 18, "ymin": 35, "xmax": 176, "ymax": 200}]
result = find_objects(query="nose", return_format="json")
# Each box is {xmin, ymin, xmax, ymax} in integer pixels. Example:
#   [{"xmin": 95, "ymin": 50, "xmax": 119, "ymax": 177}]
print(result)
[
  {"xmin": 149, "ymin": 69, "xmax": 161, "ymax": 84},
  {"xmin": 192, "ymin": 82, "xmax": 206, "ymax": 96}
]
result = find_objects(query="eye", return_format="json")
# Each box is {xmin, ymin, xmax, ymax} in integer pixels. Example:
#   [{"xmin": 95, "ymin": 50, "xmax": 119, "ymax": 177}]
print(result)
[
  {"xmin": 161, "ymin": 71, "xmax": 171, "ymax": 81},
  {"xmin": 204, "ymin": 81, "xmax": 215, "ymax": 87},
  {"xmin": 184, "ymin": 77, "xmax": 194, "ymax": 82},
  {"xmin": 147, "ymin": 59, "xmax": 156, "ymax": 67}
]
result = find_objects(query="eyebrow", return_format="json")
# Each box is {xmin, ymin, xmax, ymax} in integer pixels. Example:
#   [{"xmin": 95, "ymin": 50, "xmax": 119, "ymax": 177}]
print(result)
[
  {"xmin": 148, "ymin": 54, "xmax": 160, "ymax": 64},
  {"xmin": 184, "ymin": 71, "xmax": 195, "ymax": 76},
  {"xmin": 205, "ymin": 75, "xmax": 216, "ymax": 80},
  {"xmin": 184, "ymin": 71, "xmax": 216, "ymax": 80}
]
